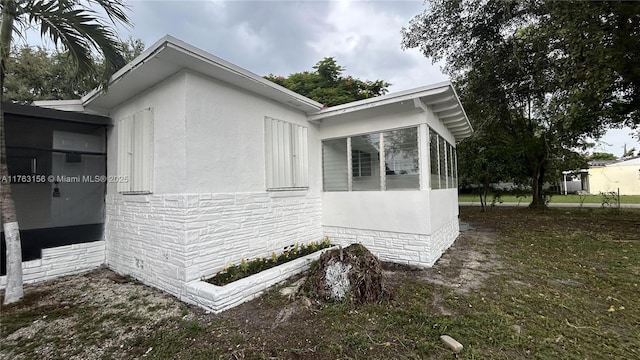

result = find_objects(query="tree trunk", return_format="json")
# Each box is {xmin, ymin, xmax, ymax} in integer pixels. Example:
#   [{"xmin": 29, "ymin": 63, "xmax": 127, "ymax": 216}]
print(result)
[
  {"xmin": 1, "ymin": 1, "xmax": 23, "ymax": 304},
  {"xmin": 480, "ymin": 178, "xmax": 489, "ymax": 212},
  {"xmin": 529, "ymin": 165, "xmax": 546, "ymax": 209},
  {"xmin": 1, "ymin": 108, "xmax": 24, "ymax": 304}
]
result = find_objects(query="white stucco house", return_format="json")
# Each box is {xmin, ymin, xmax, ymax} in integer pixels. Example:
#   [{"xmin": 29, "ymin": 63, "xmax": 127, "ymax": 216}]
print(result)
[{"xmin": 5, "ymin": 35, "xmax": 472, "ymax": 305}]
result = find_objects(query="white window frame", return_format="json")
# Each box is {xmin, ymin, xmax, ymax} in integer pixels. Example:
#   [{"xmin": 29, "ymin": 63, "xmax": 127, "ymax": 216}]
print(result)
[
  {"xmin": 322, "ymin": 126, "xmax": 420, "ymax": 192},
  {"xmin": 117, "ymin": 108, "xmax": 154, "ymax": 194},
  {"xmin": 264, "ymin": 117, "xmax": 309, "ymax": 190}
]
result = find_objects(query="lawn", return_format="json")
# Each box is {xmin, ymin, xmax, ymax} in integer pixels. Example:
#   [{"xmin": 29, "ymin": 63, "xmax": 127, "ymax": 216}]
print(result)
[
  {"xmin": 1, "ymin": 207, "xmax": 639, "ymax": 359},
  {"xmin": 459, "ymin": 193, "xmax": 640, "ymax": 205}
]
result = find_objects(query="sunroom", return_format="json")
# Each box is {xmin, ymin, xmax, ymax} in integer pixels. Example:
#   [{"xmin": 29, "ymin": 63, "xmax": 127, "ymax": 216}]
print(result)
[{"xmin": 310, "ymin": 82, "xmax": 472, "ymax": 267}]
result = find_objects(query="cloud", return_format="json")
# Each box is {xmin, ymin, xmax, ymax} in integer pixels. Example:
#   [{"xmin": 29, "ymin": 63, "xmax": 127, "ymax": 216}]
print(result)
[
  {"xmin": 306, "ymin": 0, "xmax": 448, "ymax": 90},
  {"xmin": 122, "ymin": 0, "xmax": 446, "ymax": 91}
]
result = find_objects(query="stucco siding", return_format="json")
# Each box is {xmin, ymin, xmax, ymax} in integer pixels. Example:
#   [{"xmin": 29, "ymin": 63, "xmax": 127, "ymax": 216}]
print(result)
[
  {"xmin": 429, "ymin": 188, "xmax": 459, "ymax": 232},
  {"xmin": 106, "ymin": 71, "xmax": 188, "ymax": 195},
  {"xmin": 183, "ymin": 71, "xmax": 321, "ymax": 194},
  {"xmin": 589, "ymin": 165, "xmax": 640, "ymax": 195},
  {"xmin": 322, "ymin": 191, "xmax": 431, "ymax": 235}
]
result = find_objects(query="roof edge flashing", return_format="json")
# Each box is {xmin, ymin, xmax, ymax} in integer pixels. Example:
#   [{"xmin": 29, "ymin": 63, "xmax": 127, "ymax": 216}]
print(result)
[{"xmin": 81, "ymin": 36, "xmax": 173, "ymax": 106}]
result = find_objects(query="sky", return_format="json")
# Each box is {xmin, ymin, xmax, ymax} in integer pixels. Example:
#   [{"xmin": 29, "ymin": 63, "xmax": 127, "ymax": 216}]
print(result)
[{"xmin": 23, "ymin": 0, "xmax": 640, "ymax": 157}]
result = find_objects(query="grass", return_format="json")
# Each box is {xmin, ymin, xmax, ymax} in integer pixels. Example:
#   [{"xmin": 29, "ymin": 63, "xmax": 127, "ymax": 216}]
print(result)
[
  {"xmin": 459, "ymin": 193, "xmax": 640, "ymax": 204},
  {"xmin": 2, "ymin": 207, "xmax": 639, "ymax": 359}
]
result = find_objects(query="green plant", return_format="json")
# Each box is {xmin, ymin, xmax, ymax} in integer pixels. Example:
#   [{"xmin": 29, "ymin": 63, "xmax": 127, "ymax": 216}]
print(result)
[
  {"xmin": 207, "ymin": 238, "xmax": 333, "ymax": 286},
  {"xmin": 578, "ymin": 193, "xmax": 587, "ymax": 208},
  {"xmin": 490, "ymin": 193, "xmax": 503, "ymax": 207},
  {"xmin": 600, "ymin": 191, "xmax": 619, "ymax": 208},
  {"xmin": 239, "ymin": 259, "xmax": 249, "ymax": 272}
]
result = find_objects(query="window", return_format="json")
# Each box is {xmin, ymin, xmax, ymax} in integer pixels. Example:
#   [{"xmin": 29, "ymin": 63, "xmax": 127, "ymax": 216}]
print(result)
[
  {"xmin": 322, "ymin": 127, "xmax": 419, "ymax": 191},
  {"xmin": 429, "ymin": 130, "xmax": 440, "ymax": 189},
  {"xmin": 429, "ymin": 127, "xmax": 457, "ymax": 190},
  {"xmin": 117, "ymin": 108, "xmax": 154, "ymax": 194},
  {"xmin": 384, "ymin": 127, "xmax": 419, "ymax": 190},
  {"xmin": 351, "ymin": 134, "xmax": 380, "ymax": 191},
  {"xmin": 449, "ymin": 143, "xmax": 457, "ymax": 187},
  {"xmin": 438, "ymin": 133, "xmax": 447, "ymax": 188},
  {"xmin": 352, "ymin": 150, "xmax": 372, "ymax": 177},
  {"xmin": 265, "ymin": 117, "xmax": 308, "ymax": 189},
  {"xmin": 322, "ymin": 138, "xmax": 348, "ymax": 191}
]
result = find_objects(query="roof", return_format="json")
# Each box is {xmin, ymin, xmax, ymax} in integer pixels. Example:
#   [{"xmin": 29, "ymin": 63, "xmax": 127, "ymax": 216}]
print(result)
[
  {"xmin": 81, "ymin": 35, "xmax": 324, "ymax": 114},
  {"xmin": 589, "ymin": 156, "xmax": 640, "ymax": 167},
  {"xmin": 3, "ymin": 101, "xmax": 111, "ymax": 125},
  {"xmin": 306, "ymin": 82, "xmax": 473, "ymax": 142}
]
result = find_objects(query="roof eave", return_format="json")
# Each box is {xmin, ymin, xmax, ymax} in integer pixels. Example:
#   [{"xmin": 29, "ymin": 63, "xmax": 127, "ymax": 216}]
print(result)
[
  {"xmin": 308, "ymin": 82, "xmax": 474, "ymax": 142},
  {"xmin": 82, "ymin": 35, "xmax": 323, "ymax": 113}
]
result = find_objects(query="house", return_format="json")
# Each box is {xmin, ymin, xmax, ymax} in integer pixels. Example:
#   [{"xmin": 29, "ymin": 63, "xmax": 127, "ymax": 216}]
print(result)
[
  {"xmin": 2, "ymin": 35, "xmax": 472, "ymax": 306},
  {"xmin": 587, "ymin": 157, "xmax": 640, "ymax": 195}
]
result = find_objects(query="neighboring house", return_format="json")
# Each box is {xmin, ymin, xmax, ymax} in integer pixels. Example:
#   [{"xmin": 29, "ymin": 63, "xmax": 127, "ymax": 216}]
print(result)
[
  {"xmin": 587, "ymin": 157, "xmax": 640, "ymax": 195},
  {"xmin": 2, "ymin": 36, "xmax": 472, "ymax": 304}
]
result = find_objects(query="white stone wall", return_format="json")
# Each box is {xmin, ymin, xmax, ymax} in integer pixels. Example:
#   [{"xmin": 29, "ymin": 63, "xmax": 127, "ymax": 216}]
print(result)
[
  {"xmin": 183, "ymin": 191, "xmax": 323, "ymax": 283},
  {"xmin": 0, "ymin": 241, "xmax": 105, "ymax": 289},
  {"xmin": 183, "ymin": 247, "xmax": 333, "ymax": 314},
  {"xmin": 324, "ymin": 217, "xmax": 459, "ymax": 268},
  {"xmin": 105, "ymin": 194, "xmax": 187, "ymax": 297},
  {"xmin": 105, "ymin": 191, "xmax": 323, "ymax": 296},
  {"xmin": 428, "ymin": 217, "xmax": 460, "ymax": 264}
]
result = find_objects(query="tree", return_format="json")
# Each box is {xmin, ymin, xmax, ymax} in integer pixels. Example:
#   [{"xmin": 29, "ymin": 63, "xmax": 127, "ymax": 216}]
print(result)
[
  {"xmin": 402, "ymin": 0, "xmax": 640, "ymax": 208},
  {"xmin": 588, "ymin": 152, "xmax": 618, "ymax": 161},
  {"xmin": 4, "ymin": 38, "xmax": 144, "ymax": 103},
  {"xmin": 1, "ymin": 0, "xmax": 130, "ymax": 305},
  {"xmin": 265, "ymin": 57, "xmax": 390, "ymax": 107},
  {"xmin": 622, "ymin": 146, "xmax": 636, "ymax": 158}
]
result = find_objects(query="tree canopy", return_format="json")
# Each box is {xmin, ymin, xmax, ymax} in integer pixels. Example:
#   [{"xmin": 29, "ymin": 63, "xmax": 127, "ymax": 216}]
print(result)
[
  {"xmin": 4, "ymin": 38, "xmax": 144, "ymax": 102},
  {"xmin": 265, "ymin": 57, "xmax": 390, "ymax": 107},
  {"xmin": 588, "ymin": 152, "xmax": 618, "ymax": 162},
  {"xmin": 402, "ymin": 0, "xmax": 640, "ymax": 207}
]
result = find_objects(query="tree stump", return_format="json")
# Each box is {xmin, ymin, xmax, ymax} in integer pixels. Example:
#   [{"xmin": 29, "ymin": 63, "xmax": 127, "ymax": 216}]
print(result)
[{"xmin": 302, "ymin": 244, "xmax": 390, "ymax": 304}]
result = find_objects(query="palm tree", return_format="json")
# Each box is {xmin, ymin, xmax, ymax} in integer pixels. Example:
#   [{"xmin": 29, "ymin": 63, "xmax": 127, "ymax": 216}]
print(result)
[{"xmin": 0, "ymin": 0, "xmax": 130, "ymax": 304}]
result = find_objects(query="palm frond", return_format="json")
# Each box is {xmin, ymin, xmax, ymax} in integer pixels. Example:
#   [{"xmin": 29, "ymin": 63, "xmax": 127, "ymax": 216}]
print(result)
[
  {"xmin": 86, "ymin": 0, "xmax": 130, "ymax": 27},
  {"xmin": 15, "ymin": 0, "xmax": 130, "ymax": 86}
]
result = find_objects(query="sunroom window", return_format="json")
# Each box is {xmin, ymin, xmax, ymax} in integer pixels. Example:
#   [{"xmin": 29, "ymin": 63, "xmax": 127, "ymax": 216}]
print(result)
[
  {"xmin": 322, "ymin": 127, "xmax": 419, "ymax": 191},
  {"xmin": 384, "ymin": 128, "xmax": 420, "ymax": 190},
  {"xmin": 322, "ymin": 138, "xmax": 348, "ymax": 191},
  {"xmin": 429, "ymin": 127, "xmax": 457, "ymax": 190},
  {"xmin": 351, "ymin": 134, "xmax": 380, "ymax": 191}
]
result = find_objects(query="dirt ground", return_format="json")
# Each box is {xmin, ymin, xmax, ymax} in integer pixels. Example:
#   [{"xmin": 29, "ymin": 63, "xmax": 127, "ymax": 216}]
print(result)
[{"xmin": 0, "ymin": 225, "xmax": 497, "ymax": 360}]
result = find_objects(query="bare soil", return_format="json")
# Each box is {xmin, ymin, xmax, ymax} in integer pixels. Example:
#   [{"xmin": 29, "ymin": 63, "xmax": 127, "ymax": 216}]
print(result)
[{"xmin": 1, "ymin": 231, "xmax": 492, "ymax": 359}]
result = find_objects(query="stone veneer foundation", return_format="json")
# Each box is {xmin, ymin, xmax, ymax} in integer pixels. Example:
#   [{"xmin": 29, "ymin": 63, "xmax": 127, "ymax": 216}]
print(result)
[
  {"xmin": 0, "ymin": 241, "xmax": 105, "ymax": 289},
  {"xmin": 323, "ymin": 217, "xmax": 459, "ymax": 268},
  {"xmin": 105, "ymin": 191, "xmax": 323, "ymax": 298}
]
